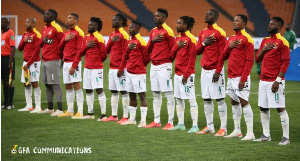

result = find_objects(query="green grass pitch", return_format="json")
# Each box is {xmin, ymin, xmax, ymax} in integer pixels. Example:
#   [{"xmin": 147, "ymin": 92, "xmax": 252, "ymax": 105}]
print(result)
[{"xmin": 1, "ymin": 50, "xmax": 300, "ymax": 160}]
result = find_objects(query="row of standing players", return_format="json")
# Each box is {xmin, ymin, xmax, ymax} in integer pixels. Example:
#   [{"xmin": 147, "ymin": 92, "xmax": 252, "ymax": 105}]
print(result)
[{"xmin": 1, "ymin": 8, "xmax": 290, "ymax": 145}]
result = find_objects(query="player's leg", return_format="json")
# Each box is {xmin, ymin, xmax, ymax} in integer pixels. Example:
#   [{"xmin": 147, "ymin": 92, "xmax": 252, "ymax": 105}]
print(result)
[
  {"xmin": 145, "ymin": 64, "xmax": 162, "ymax": 128},
  {"xmin": 277, "ymin": 108, "xmax": 290, "ymax": 145},
  {"xmin": 49, "ymin": 60, "xmax": 64, "ymax": 116},
  {"xmin": 214, "ymin": 98, "xmax": 227, "ymax": 136},
  {"xmin": 96, "ymin": 88, "xmax": 107, "ymax": 121},
  {"xmin": 19, "ymin": 61, "xmax": 32, "ymax": 111},
  {"xmin": 122, "ymin": 92, "xmax": 137, "ymax": 125},
  {"xmin": 119, "ymin": 90, "xmax": 129, "ymax": 123},
  {"xmin": 224, "ymin": 98, "xmax": 243, "ymax": 138},
  {"xmin": 38, "ymin": 61, "xmax": 53, "ymax": 113},
  {"xmin": 81, "ymin": 68, "xmax": 95, "ymax": 119},
  {"xmin": 239, "ymin": 97, "xmax": 255, "ymax": 140},
  {"xmin": 198, "ymin": 69, "xmax": 215, "ymax": 134},
  {"xmin": 106, "ymin": 69, "xmax": 120, "ymax": 121},
  {"xmin": 60, "ymin": 62, "xmax": 74, "ymax": 117},
  {"xmin": 187, "ymin": 98, "xmax": 199, "ymax": 133},
  {"xmin": 138, "ymin": 92, "xmax": 147, "ymax": 127},
  {"xmin": 30, "ymin": 82, "xmax": 42, "ymax": 113},
  {"xmin": 169, "ymin": 98, "xmax": 186, "ymax": 131},
  {"xmin": 71, "ymin": 82, "xmax": 84, "ymax": 119},
  {"xmin": 1, "ymin": 56, "xmax": 9, "ymax": 109},
  {"xmin": 254, "ymin": 80, "xmax": 271, "ymax": 141},
  {"xmin": 7, "ymin": 58, "xmax": 15, "ymax": 109}
]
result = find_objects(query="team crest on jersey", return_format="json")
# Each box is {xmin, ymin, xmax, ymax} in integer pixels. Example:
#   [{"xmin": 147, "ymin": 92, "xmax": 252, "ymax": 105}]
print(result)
[
  {"xmin": 274, "ymin": 43, "xmax": 278, "ymax": 49},
  {"xmin": 11, "ymin": 36, "xmax": 14, "ymax": 40},
  {"xmin": 2, "ymin": 40, "xmax": 5, "ymax": 46},
  {"xmin": 48, "ymin": 30, "xmax": 52, "ymax": 35}
]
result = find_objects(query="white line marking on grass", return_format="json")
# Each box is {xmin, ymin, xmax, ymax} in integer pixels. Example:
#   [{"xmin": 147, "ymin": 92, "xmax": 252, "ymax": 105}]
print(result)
[{"xmin": 11, "ymin": 91, "xmax": 300, "ymax": 104}]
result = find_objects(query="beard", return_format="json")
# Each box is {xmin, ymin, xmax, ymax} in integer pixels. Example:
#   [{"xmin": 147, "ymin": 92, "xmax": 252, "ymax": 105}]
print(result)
[{"xmin": 268, "ymin": 28, "xmax": 277, "ymax": 34}]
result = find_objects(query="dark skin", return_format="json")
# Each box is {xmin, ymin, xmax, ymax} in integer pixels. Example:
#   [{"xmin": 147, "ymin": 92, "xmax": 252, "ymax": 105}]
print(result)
[
  {"xmin": 175, "ymin": 18, "xmax": 189, "ymax": 85},
  {"xmin": 71, "ymin": 21, "xmax": 102, "ymax": 95},
  {"xmin": 110, "ymin": 16, "xmax": 122, "ymax": 43},
  {"xmin": 258, "ymin": 19, "xmax": 286, "ymax": 113},
  {"xmin": 110, "ymin": 15, "xmax": 127, "ymax": 95},
  {"xmin": 203, "ymin": 10, "xmax": 217, "ymax": 46},
  {"xmin": 22, "ymin": 18, "xmax": 39, "ymax": 88},
  {"xmin": 42, "ymin": 10, "xmax": 56, "ymax": 45},
  {"xmin": 213, "ymin": 16, "xmax": 248, "ymax": 106},
  {"xmin": 117, "ymin": 23, "xmax": 147, "ymax": 107},
  {"xmin": 62, "ymin": 14, "xmax": 81, "ymax": 91},
  {"xmin": 151, "ymin": 11, "xmax": 166, "ymax": 43},
  {"xmin": 1, "ymin": 18, "xmax": 15, "ymax": 87}
]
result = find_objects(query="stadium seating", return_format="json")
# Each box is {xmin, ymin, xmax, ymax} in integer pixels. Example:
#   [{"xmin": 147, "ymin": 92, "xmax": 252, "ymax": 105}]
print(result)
[
  {"xmin": 1, "ymin": 0, "xmax": 44, "ymax": 36},
  {"xmin": 213, "ymin": 0, "xmax": 255, "ymax": 32},
  {"xmin": 141, "ymin": 0, "xmax": 236, "ymax": 37},
  {"xmin": 261, "ymin": 0, "xmax": 295, "ymax": 35}
]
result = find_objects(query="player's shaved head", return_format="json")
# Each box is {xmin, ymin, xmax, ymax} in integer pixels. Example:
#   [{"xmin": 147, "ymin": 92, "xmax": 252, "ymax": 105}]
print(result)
[
  {"xmin": 26, "ymin": 17, "xmax": 37, "ymax": 30},
  {"xmin": 28, "ymin": 17, "xmax": 37, "ymax": 24}
]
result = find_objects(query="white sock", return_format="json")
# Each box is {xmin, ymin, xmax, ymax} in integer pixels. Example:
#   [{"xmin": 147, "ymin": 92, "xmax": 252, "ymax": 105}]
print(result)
[
  {"xmin": 98, "ymin": 92, "xmax": 106, "ymax": 115},
  {"xmin": 165, "ymin": 91, "xmax": 175, "ymax": 125},
  {"xmin": 204, "ymin": 100, "xmax": 214, "ymax": 130},
  {"xmin": 189, "ymin": 99, "xmax": 198, "ymax": 127},
  {"xmin": 129, "ymin": 106, "xmax": 137, "ymax": 121},
  {"xmin": 140, "ymin": 106, "xmax": 147, "ymax": 122},
  {"xmin": 76, "ymin": 89, "xmax": 84, "ymax": 115},
  {"xmin": 34, "ymin": 87, "xmax": 41, "ymax": 110},
  {"xmin": 66, "ymin": 89, "xmax": 74, "ymax": 113},
  {"xmin": 153, "ymin": 92, "xmax": 162, "ymax": 123},
  {"xmin": 279, "ymin": 110, "xmax": 289, "ymax": 139},
  {"xmin": 122, "ymin": 93, "xmax": 129, "ymax": 118},
  {"xmin": 217, "ymin": 100, "xmax": 227, "ymax": 130},
  {"xmin": 243, "ymin": 104, "xmax": 253, "ymax": 135},
  {"xmin": 111, "ymin": 93, "xmax": 119, "ymax": 116},
  {"xmin": 25, "ymin": 86, "xmax": 32, "ymax": 108},
  {"xmin": 232, "ymin": 104, "xmax": 242, "ymax": 132},
  {"xmin": 260, "ymin": 110, "xmax": 270, "ymax": 137},
  {"xmin": 176, "ymin": 98, "xmax": 185, "ymax": 125},
  {"xmin": 86, "ymin": 92, "xmax": 94, "ymax": 113}
]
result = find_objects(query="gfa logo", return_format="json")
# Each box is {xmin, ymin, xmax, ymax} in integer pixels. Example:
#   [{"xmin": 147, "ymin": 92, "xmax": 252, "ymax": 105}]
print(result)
[{"xmin": 11, "ymin": 145, "xmax": 18, "ymax": 155}]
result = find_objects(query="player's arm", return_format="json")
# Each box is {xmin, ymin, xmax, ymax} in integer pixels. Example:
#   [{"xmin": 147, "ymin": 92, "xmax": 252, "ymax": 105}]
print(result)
[
  {"xmin": 98, "ymin": 41, "xmax": 107, "ymax": 62},
  {"xmin": 256, "ymin": 40, "xmax": 275, "ymax": 63},
  {"xmin": 239, "ymin": 41, "xmax": 254, "ymax": 89},
  {"xmin": 183, "ymin": 41, "xmax": 196, "ymax": 84},
  {"xmin": 215, "ymin": 38, "xmax": 233, "ymax": 74},
  {"xmin": 71, "ymin": 37, "xmax": 87, "ymax": 70},
  {"xmin": 106, "ymin": 34, "xmax": 114, "ymax": 54},
  {"xmin": 212, "ymin": 33, "xmax": 227, "ymax": 83},
  {"xmin": 118, "ymin": 41, "xmax": 131, "ymax": 77},
  {"xmin": 142, "ymin": 43, "xmax": 150, "ymax": 67},
  {"xmin": 271, "ymin": 43, "xmax": 290, "ymax": 93},
  {"xmin": 26, "ymin": 35, "xmax": 41, "ymax": 67},
  {"xmin": 169, "ymin": 38, "xmax": 181, "ymax": 61},
  {"xmin": 167, "ymin": 33, "xmax": 176, "ymax": 51},
  {"xmin": 8, "ymin": 32, "xmax": 16, "ymax": 69},
  {"xmin": 146, "ymin": 30, "xmax": 154, "ymax": 54},
  {"xmin": 18, "ymin": 34, "xmax": 26, "ymax": 51},
  {"xmin": 58, "ymin": 34, "xmax": 68, "ymax": 51},
  {"xmin": 69, "ymin": 34, "xmax": 84, "ymax": 75}
]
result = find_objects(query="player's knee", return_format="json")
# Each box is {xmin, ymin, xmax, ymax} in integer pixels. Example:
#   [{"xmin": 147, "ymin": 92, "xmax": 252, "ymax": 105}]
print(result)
[
  {"xmin": 24, "ymin": 83, "xmax": 31, "ymax": 87},
  {"xmin": 111, "ymin": 90, "xmax": 118, "ymax": 93},
  {"xmin": 231, "ymin": 99, "xmax": 239, "ymax": 105},
  {"xmin": 31, "ymin": 82, "xmax": 39, "ymax": 88},
  {"xmin": 65, "ymin": 84, "xmax": 73, "ymax": 90},
  {"xmin": 277, "ymin": 108, "xmax": 285, "ymax": 113},
  {"xmin": 96, "ymin": 88, "xmax": 103, "ymax": 94},
  {"xmin": 85, "ymin": 89, "xmax": 93, "ymax": 94},
  {"xmin": 260, "ymin": 107, "xmax": 269, "ymax": 111},
  {"xmin": 120, "ymin": 91, "xmax": 127, "ymax": 95},
  {"xmin": 204, "ymin": 98, "xmax": 212, "ymax": 102}
]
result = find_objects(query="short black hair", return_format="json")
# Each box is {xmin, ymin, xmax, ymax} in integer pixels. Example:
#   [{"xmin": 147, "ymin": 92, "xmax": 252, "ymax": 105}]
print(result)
[
  {"xmin": 131, "ymin": 20, "xmax": 142, "ymax": 28},
  {"xmin": 70, "ymin": 13, "xmax": 79, "ymax": 20},
  {"xmin": 115, "ymin": 13, "xmax": 127, "ymax": 27},
  {"xmin": 272, "ymin": 17, "xmax": 284, "ymax": 27},
  {"xmin": 180, "ymin": 16, "xmax": 195, "ymax": 32},
  {"xmin": 90, "ymin": 17, "xmax": 103, "ymax": 32},
  {"xmin": 47, "ymin": 9, "xmax": 57, "ymax": 20},
  {"xmin": 209, "ymin": 9, "xmax": 219, "ymax": 19},
  {"xmin": 237, "ymin": 14, "xmax": 248, "ymax": 25},
  {"xmin": 157, "ymin": 8, "xmax": 168, "ymax": 18}
]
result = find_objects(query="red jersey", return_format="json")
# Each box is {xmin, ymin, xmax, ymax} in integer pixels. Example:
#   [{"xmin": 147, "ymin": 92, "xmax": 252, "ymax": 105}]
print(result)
[
  {"xmin": 119, "ymin": 33, "xmax": 150, "ymax": 74},
  {"xmin": 59, "ymin": 26, "xmax": 84, "ymax": 62},
  {"xmin": 1, "ymin": 29, "xmax": 16, "ymax": 56},
  {"xmin": 18, "ymin": 28, "xmax": 41, "ymax": 66},
  {"xmin": 106, "ymin": 27, "xmax": 129, "ymax": 69},
  {"xmin": 39, "ymin": 21, "xmax": 64, "ymax": 62},
  {"xmin": 256, "ymin": 33, "xmax": 290, "ymax": 81},
  {"xmin": 72, "ymin": 31, "xmax": 107, "ymax": 69},
  {"xmin": 170, "ymin": 31, "xmax": 197, "ymax": 78},
  {"xmin": 216, "ymin": 29, "xmax": 254, "ymax": 82},
  {"xmin": 147, "ymin": 23, "xmax": 175, "ymax": 65},
  {"xmin": 196, "ymin": 23, "xmax": 227, "ymax": 70}
]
